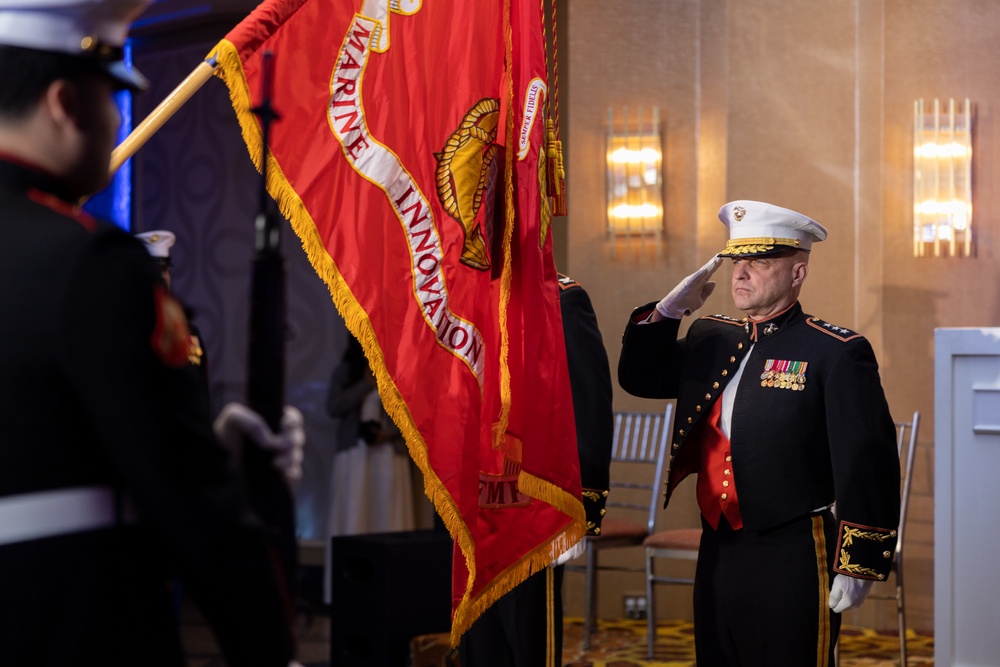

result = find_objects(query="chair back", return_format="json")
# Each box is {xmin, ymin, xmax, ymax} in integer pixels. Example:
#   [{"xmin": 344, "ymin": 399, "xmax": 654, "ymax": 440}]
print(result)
[
  {"xmin": 894, "ymin": 411, "xmax": 920, "ymax": 558},
  {"xmin": 606, "ymin": 403, "xmax": 674, "ymax": 536}
]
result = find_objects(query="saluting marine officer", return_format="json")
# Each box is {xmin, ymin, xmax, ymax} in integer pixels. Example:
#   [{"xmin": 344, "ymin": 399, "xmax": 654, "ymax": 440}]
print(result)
[
  {"xmin": 618, "ymin": 200, "xmax": 900, "ymax": 666},
  {"xmin": 0, "ymin": 1, "xmax": 303, "ymax": 665}
]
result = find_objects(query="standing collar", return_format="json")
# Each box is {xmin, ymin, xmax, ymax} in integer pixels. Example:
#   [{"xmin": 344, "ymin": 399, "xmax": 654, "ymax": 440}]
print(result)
[{"xmin": 743, "ymin": 301, "xmax": 803, "ymax": 342}]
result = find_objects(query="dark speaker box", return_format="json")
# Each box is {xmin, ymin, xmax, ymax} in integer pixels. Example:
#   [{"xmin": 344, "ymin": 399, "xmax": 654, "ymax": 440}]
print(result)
[{"xmin": 330, "ymin": 530, "xmax": 452, "ymax": 667}]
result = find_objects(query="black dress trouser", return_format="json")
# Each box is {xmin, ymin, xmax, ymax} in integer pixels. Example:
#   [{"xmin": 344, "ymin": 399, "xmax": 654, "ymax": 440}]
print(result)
[
  {"xmin": 459, "ymin": 565, "xmax": 564, "ymax": 667},
  {"xmin": 694, "ymin": 510, "xmax": 841, "ymax": 667}
]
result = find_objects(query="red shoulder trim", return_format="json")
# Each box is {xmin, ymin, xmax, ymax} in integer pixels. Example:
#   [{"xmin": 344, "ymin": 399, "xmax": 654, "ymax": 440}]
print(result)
[
  {"xmin": 27, "ymin": 188, "xmax": 97, "ymax": 232},
  {"xmin": 557, "ymin": 273, "xmax": 581, "ymax": 291},
  {"xmin": 151, "ymin": 286, "xmax": 192, "ymax": 368},
  {"xmin": 701, "ymin": 314, "xmax": 746, "ymax": 327}
]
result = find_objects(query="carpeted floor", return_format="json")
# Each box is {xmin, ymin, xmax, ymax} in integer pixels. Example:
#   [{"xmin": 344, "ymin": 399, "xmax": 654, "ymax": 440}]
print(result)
[
  {"xmin": 183, "ymin": 601, "xmax": 935, "ymax": 666},
  {"xmin": 560, "ymin": 617, "xmax": 934, "ymax": 667}
]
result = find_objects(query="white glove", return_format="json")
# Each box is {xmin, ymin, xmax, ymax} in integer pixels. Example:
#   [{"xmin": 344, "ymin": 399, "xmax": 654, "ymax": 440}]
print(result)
[
  {"xmin": 213, "ymin": 402, "xmax": 306, "ymax": 483},
  {"xmin": 654, "ymin": 256, "xmax": 722, "ymax": 319},
  {"xmin": 554, "ymin": 536, "xmax": 586, "ymax": 566},
  {"xmin": 828, "ymin": 574, "xmax": 874, "ymax": 613}
]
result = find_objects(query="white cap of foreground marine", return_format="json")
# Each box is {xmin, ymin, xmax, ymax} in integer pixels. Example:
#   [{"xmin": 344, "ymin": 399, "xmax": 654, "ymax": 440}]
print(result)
[{"xmin": 0, "ymin": 0, "xmax": 152, "ymax": 90}]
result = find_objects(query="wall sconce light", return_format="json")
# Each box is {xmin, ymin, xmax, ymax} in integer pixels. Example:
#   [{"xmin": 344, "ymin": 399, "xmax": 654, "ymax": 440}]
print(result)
[
  {"xmin": 606, "ymin": 106, "xmax": 663, "ymax": 257},
  {"xmin": 913, "ymin": 98, "xmax": 973, "ymax": 257}
]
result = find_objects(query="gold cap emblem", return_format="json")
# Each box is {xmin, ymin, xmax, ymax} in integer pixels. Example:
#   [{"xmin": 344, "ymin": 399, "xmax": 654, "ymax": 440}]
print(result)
[{"xmin": 734, "ymin": 206, "xmax": 746, "ymax": 221}]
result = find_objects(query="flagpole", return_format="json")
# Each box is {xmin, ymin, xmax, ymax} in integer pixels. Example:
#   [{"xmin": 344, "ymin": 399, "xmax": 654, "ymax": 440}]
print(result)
[{"xmin": 108, "ymin": 56, "xmax": 219, "ymax": 176}]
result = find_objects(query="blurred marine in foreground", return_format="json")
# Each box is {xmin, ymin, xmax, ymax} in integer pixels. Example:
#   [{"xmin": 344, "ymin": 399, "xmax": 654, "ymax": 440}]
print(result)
[{"xmin": 0, "ymin": 1, "xmax": 303, "ymax": 665}]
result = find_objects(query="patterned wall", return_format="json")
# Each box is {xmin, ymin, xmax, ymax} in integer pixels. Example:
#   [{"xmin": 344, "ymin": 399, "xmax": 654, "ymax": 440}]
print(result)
[{"xmin": 132, "ymin": 35, "xmax": 347, "ymax": 540}]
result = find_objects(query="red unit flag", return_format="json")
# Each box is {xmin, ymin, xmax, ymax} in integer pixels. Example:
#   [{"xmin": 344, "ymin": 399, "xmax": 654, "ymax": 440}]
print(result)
[{"xmin": 210, "ymin": 0, "xmax": 583, "ymax": 641}]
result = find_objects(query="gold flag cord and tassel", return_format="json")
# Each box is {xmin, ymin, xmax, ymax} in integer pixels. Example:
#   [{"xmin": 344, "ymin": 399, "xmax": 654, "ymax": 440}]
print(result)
[{"xmin": 544, "ymin": 0, "xmax": 567, "ymax": 217}]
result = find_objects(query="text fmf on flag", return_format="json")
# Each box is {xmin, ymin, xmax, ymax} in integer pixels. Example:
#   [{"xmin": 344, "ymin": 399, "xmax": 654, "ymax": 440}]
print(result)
[{"xmin": 209, "ymin": 0, "xmax": 583, "ymax": 641}]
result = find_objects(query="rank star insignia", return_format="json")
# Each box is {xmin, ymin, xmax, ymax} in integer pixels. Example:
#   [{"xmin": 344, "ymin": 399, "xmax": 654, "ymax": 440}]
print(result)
[{"xmin": 806, "ymin": 318, "xmax": 861, "ymax": 342}]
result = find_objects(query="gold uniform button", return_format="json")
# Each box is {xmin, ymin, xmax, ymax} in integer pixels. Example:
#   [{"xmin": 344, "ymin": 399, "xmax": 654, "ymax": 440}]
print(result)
[
  {"xmin": 704, "ymin": 393, "xmax": 712, "ymax": 400},
  {"xmin": 600, "ymin": 508, "xmax": 607, "ymax": 516},
  {"xmin": 679, "ymin": 429, "xmax": 686, "ymax": 436},
  {"xmin": 687, "ymin": 417, "xmax": 693, "ymax": 424},
  {"xmin": 724, "ymin": 469, "xmax": 731, "ymax": 476},
  {"xmin": 722, "ymin": 480, "xmax": 730, "ymax": 488},
  {"xmin": 672, "ymin": 443, "xmax": 680, "ymax": 450},
  {"xmin": 696, "ymin": 405, "xmax": 702, "ymax": 412},
  {"xmin": 713, "ymin": 382, "xmax": 720, "ymax": 389},
  {"xmin": 737, "ymin": 342, "xmax": 744, "ymax": 350},
  {"xmin": 721, "ymin": 369, "xmax": 728, "ymax": 377},
  {"xmin": 883, "ymin": 550, "xmax": 892, "ymax": 559},
  {"xmin": 730, "ymin": 356, "xmax": 736, "ymax": 363},
  {"xmin": 725, "ymin": 455, "xmax": 732, "ymax": 462},
  {"xmin": 721, "ymin": 493, "xmax": 728, "ymax": 501}
]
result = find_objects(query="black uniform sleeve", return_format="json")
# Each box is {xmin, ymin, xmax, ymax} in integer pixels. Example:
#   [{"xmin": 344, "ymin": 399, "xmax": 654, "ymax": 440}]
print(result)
[
  {"xmin": 59, "ymin": 229, "xmax": 294, "ymax": 666},
  {"xmin": 825, "ymin": 337, "xmax": 901, "ymax": 581},
  {"xmin": 559, "ymin": 282, "xmax": 613, "ymax": 534},
  {"xmin": 617, "ymin": 301, "xmax": 684, "ymax": 399}
]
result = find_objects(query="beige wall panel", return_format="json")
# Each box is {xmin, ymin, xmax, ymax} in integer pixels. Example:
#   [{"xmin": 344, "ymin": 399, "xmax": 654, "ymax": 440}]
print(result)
[
  {"xmin": 566, "ymin": 0, "xmax": 702, "ymax": 414},
  {"xmin": 725, "ymin": 1, "xmax": 860, "ymax": 330},
  {"xmin": 563, "ymin": 0, "xmax": 1000, "ymax": 633},
  {"xmin": 879, "ymin": 0, "xmax": 1000, "ymax": 630}
]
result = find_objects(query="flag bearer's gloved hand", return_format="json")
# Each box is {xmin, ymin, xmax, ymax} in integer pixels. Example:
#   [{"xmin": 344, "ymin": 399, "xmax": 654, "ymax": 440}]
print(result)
[
  {"xmin": 554, "ymin": 537, "xmax": 587, "ymax": 566},
  {"xmin": 213, "ymin": 403, "xmax": 306, "ymax": 482},
  {"xmin": 828, "ymin": 573, "xmax": 875, "ymax": 613}
]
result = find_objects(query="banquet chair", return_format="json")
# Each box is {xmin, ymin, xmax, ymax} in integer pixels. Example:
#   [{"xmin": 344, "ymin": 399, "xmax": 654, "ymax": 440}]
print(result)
[
  {"xmin": 564, "ymin": 403, "xmax": 673, "ymax": 649},
  {"xmin": 866, "ymin": 410, "xmax": 920, "ymax": 666},
  {"xmin": 643, "ymin": 524, "xmax": 700, "ymax": 659}
]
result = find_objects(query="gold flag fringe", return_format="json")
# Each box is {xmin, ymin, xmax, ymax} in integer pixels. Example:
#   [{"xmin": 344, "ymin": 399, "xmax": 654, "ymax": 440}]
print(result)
[
  {"xmin": 519, "ymin": 471, "xmax": 586, "ymax": 528},
  {"xmin": 451, "ymin": 515, "xmax": 584, "ymax": 644}
]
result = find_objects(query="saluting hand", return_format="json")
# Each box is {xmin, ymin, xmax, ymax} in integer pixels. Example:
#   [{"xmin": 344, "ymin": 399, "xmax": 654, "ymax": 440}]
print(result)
[{"xmin": 652, "ymin": 255, "xmax": 723, "ymax": 321}]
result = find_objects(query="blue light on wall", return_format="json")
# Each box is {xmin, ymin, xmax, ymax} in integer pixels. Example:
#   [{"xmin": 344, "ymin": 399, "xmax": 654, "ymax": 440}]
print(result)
[{"xmin": 82, "ymin": 40, "xmax": 134, "ymax": 230}]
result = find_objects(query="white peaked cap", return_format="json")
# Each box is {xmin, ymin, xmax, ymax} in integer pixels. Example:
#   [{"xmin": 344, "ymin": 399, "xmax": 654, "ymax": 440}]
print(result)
[
  {"xmin": 135, "ymin": 230, "xmax": 176, "ymax": 258},
  {"xmin": 717, "ymin": 200, "xmax": 828, "ymax": 257},
  {"xmin": 0, "ymin": 0, "xmax": 152, "ymax": 89}
]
